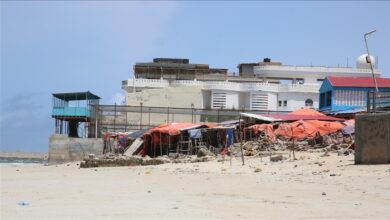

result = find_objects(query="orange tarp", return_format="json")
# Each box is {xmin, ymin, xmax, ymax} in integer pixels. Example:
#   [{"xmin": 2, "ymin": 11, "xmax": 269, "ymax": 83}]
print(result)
[
  {"xmin": 141, "ymin": 122, "xmax": 216, "ymax": 156},
  {"xmin": 249, "ymin": 124, "xmax": 276, "ymax": 141},
  {"xmin": 288, "ymin": 108, "xmax": 326, "ymax": 116},
  {"xmin": 274, "ymin": 120, "xmax": 344, "ymax": 139},
  {"xmin": 145, "ymin": 123, "xmax": 202, "ymax": 136}
]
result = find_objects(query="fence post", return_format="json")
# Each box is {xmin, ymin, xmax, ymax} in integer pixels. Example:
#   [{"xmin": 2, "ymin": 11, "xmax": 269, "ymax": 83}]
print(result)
[
  {"xmin": 148, "ymin": 108, "xmax": 151, "ymax": 128},
  {"xmin": 373, "ymin": 91, "xmax": 377, "ymax": 113},
  {"xmin": 217, "ymin": 108, "xmax": 220, "ymax": 123},
  {"xmin": 140, "ymin": 102, "xmax": 143, "ymax": 129},
  {"xmin": 367, "ymin": 91, "xmax": 370, "ymax": 113},
  {"xmin": 167, "ymin": 106, "xmax": 170, "ymax": 123},
  {"xmin": 114, "ymin": 103, "xmax": 117, "ymax": 132},
  {"xmin": 125, "ymin": 107, "xmax": 127, "ymax": 132}
]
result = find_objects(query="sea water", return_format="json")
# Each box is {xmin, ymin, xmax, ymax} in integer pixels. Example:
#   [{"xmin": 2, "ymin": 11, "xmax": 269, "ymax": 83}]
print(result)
[{"xmin": 0, "ymin": 158, "xmax": 43, "ymax": 165}]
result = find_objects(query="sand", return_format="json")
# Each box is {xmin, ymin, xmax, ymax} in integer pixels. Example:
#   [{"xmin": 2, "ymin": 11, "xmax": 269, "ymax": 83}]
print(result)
[{"xmin": 1, "ymin": 151, "xmax": 390, "ymax": 219}]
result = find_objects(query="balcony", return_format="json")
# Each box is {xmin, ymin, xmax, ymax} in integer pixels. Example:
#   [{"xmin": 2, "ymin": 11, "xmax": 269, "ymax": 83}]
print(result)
[
  {"xmin": 52, "ymin": 107, "xmax": 91, "ymax": 118},
  {"xmin": 122, "ymin": 78, "xmax": 320, "ymax": 93}
]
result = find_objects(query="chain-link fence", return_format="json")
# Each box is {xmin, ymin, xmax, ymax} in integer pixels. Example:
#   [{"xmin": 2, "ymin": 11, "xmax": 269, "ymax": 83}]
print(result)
[
  {"xmin": 91, "ymin": 104, "xmax": 289, "ymax": 135},
  {"xmin": 367, "ymin": 91, "xmax": 390, "ymax": 113}
]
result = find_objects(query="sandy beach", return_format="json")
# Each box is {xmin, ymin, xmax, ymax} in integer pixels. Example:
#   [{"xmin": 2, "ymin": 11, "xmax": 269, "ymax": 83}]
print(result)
[{"xmin": 1, "ymin": 151, "xmax": 390, "ymax": 219}]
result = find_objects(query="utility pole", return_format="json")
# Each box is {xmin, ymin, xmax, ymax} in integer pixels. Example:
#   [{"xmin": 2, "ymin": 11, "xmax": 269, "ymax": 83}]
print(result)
[{"xmin": 364, "ymin": 30, "xmax": 379, "ymax": 113}]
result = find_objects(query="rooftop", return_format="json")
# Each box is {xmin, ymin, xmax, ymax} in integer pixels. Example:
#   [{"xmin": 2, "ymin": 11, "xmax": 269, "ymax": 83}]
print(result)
[
  {"xmin": 326, "ymin": 76, "xmax": 390, "ymax": 88},
  {"xmin": 52, "ymin": 91, "xmax": 100, "ymax": 101}
]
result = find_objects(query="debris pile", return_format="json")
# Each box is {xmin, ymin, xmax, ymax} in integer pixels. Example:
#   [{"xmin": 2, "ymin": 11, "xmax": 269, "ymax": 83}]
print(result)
[
  {"xmin": 80, "ymin": 153, "xmax": 217, "ymax": 168},
  {"xmin": 240, "ymin": 119, "xmax": 355, "ymax": 157},
  {"xmin": 80, "ymin": 155, "xmax": 171, "ymax": 168}
]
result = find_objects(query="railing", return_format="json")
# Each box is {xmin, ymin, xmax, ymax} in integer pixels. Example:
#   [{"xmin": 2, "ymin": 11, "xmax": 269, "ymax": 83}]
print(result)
[
  {"xmin": 91, "ymin": 104, "xmax": 291, "ymax": 133},
  {"xmin": 122, "ymin": 78, "xmax": 319, "ymax": 93},
  {"xmin": 255, "ymin": 65, "xmax": 381, "ymax": 74},
  {"xmin": 367, "ymin": 91, "xmax": 390, "ymax": 113},
  {"xmin": 52, "ymin": 107, "xmax": 91, "ymax": 117}
]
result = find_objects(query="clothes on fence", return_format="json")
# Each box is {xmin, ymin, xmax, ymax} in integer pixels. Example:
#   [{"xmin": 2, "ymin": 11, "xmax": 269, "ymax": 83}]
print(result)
[
  {"xmin": 188, "ymin": 129, "xmax": 202, "ymax": 139},
  {"xmin": 226, "ymin": 128, "xmax": 234, "ymax": 146}
]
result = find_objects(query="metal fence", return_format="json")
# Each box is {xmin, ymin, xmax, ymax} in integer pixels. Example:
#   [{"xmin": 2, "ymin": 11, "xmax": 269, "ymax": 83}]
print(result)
[
  {"xmin": 91, "ymin": 104, "xmax": 289, "ymax": 134},
  {"xmin": 367, "ymin": 91, "xmax": 390, "ymax": 113}
]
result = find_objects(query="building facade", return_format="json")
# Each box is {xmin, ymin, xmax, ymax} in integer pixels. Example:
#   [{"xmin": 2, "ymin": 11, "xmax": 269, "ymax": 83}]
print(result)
[
  {"xmin": 123, "ymin": 55, "xmax": 381, "ymax": 113},
  {"xmin": 319, "ymin": 76, "xmax": 390, "ymax": 113}
]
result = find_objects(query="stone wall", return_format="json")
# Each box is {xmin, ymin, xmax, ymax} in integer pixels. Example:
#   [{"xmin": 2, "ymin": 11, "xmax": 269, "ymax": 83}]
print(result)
[
  {"xmin": 49, "ymin": 134, "xmax": 103, "ymax": 164},
  {"xmin": 355, "ymin": 113, "xmax": 390, "ymax": 164}
]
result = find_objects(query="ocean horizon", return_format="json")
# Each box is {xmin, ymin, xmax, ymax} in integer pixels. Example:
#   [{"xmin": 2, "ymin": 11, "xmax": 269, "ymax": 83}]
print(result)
[{"xmin": 0, "ymin": 158, "xmax": 43, "ymax": 165}]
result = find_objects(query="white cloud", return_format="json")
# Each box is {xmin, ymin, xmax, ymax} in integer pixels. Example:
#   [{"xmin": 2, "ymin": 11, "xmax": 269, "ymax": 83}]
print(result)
[{"xmin": 110, "ymin": 92, "xmax": 125, "ymax": 105}]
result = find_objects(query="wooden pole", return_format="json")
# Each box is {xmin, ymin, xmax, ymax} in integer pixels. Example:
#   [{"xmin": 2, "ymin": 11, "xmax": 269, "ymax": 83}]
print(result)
[{"xmin": 160, "ymin": 133, "xmax": 163, "ymax": 156}]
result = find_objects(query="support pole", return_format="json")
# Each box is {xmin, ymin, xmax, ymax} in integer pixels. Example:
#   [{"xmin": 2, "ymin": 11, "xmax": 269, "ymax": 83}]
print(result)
[
  {"xmin": 167, "ymin": 107, "xmax": 170, "ymax": 123},
  {"xmin": 95, "ymin": 117, "xmax": 98, "ymax": 138},
  {"xmin": 125, "ymin": 108, "xmax": 128, "ymax": 132},
  {"xmin": 114, "ymin": 103, "xmax": 117, "ymax": 132},
  {"xmin": 148, "ymin": 108, "xmax": 151, "ymax": 128},
  {"xmin": 160, "ymin": 133, "xmax": 163, "ymax": 156},
  {"xmin": 140, "ymin": 102, "xmax": 143, "ymax": 129}
]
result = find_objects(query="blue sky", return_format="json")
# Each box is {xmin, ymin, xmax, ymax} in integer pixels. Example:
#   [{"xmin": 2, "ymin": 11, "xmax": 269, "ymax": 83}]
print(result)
[{"xmin": 1, "ymin": 1, "xmax": 389, "ymax": 152}]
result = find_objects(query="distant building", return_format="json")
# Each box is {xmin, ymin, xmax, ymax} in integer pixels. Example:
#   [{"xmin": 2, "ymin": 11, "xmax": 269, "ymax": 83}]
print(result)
[
  {"xmin": 319, "ymin": 76, "xmax": 390, "ymax": 113},
  {"xmin": 122, "ymin": 55, "xmax": 381, "ymax": 124},
  {"xmin": 124, "ymin": 56, "xmax": 380, "ymax": 109}
]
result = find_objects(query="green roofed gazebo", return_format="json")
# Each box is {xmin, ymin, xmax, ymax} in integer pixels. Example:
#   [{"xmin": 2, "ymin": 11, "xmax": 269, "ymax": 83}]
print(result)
[{"xmin": 52, "ymin": 91, "xmax": 100, "ymax": 138}]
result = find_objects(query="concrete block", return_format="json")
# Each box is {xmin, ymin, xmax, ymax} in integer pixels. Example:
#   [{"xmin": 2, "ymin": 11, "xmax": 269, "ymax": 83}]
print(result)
[
  {"xmin": 48, "ymin": 134, "xmax": 103, "ymax": 164},
  {"xmin": 355, "ymin": 113, "xmax": 390, "ymax": 164}
]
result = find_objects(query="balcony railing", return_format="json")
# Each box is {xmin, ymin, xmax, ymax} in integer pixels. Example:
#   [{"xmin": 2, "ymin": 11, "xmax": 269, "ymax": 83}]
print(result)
[
  {"xmin": 123, "ymin": 78, "xmax": 320, "ymax": 93},
  {"xmin": 52, "ymin": 107, "xmax": 91, "ymax": 117}
]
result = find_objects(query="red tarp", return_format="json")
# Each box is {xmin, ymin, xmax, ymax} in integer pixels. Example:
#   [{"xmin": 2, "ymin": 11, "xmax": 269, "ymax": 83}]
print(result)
[{"xmin": 274, "ymin": 120, "xmax": 345, "ymax": 139}]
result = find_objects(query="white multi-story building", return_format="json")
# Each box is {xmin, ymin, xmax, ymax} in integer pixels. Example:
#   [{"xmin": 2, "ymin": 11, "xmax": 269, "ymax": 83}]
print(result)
[{"xmin": 122, "ymin": 55, "xmax": 380, "ymax": 112}]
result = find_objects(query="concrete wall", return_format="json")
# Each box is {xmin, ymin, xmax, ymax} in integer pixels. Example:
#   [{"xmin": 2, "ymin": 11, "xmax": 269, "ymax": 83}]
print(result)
[
  {"xmin": 277, "ymin": 92, "xmax": 319, "ymax": 111},
  {"xmin": 49, "ymin": 134, "xmax": 103, "ymax": 164},
  {"xmin": 126, "ymin": 86, "xmax": 203, "ymax": 108},
  {"xmin": 225, "ymin": 91, "xmax": 239, "ymax": 109},
  {"xmin": 355, "ymin": 113, "xmax": 390, "ymax": 164},
  {"xmin": 268, "ymin": 92, "xmax": 278, "ymax": 111},
  {"xmin": 202, "ymin": 90, "xmax": 211, "ymax": 109}
]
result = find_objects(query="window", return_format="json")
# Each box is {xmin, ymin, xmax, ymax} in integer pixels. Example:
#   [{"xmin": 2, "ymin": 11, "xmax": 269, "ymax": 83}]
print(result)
[
  {"xmin": 278, "ymin": 100, "xmax": 282, "ymax": 107},
  {"xmin": 283, "ymin": 100, "xmax": 287, "ymax": 107},
  {"xmin": 212, "ymin": 92, "xmax": 226, "ymax": 109},
  {"xmin": 305, "ymin": 99, "xmax": 313, "ymax": 107}
]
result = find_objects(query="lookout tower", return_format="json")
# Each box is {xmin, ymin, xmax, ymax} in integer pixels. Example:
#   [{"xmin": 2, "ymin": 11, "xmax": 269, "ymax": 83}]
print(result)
[{"xmin": 52, "ymin": 91, "xmax": 100, "ymax": 138}]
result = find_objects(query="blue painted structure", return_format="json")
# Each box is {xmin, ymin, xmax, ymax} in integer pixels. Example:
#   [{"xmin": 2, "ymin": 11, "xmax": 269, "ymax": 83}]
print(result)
[
  {"xmin": 51, "ymin": 91, "xmax": 100, "ymax": 138},
  {"xmin": 319, "ymin": 78, "xmax": 390, "ymax": 113},
  {"xmin": 52, "ymin": 107, "xmax": 92, "ymax": 118},
  {"xmin": 51, "ymin": 91, "xmax": 100, "ymax": 119}
]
